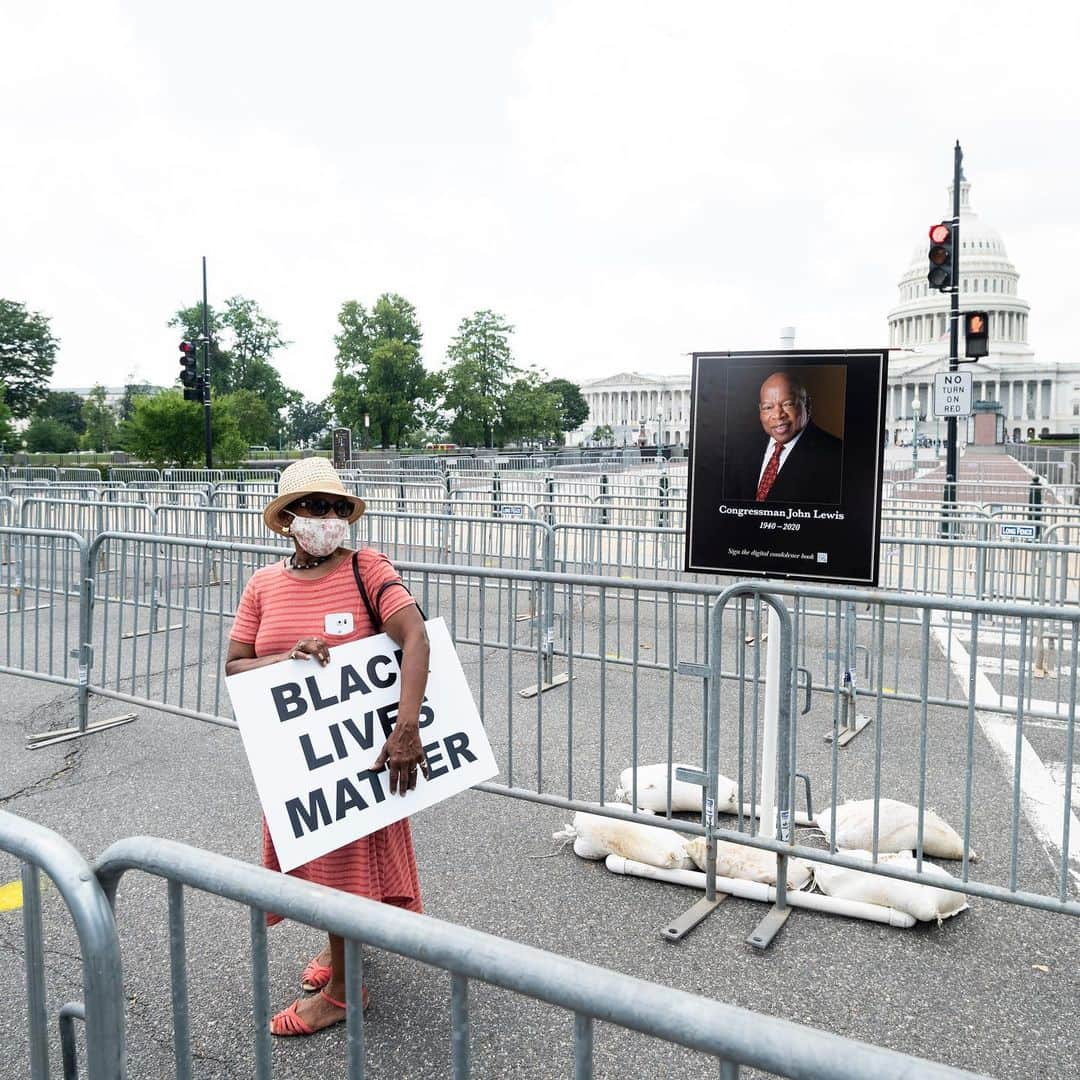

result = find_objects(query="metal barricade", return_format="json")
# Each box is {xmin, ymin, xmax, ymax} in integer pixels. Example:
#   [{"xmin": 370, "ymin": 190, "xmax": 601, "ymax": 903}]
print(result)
[
  {"xmin": 8, "ymin": 466, "xmax": 59, "ymax": 483},
  {"xmin": 88, "ymin": 833, "xmax": 984, "ymax": 1080},
  {"xmin": 109, "ymin": 468, "xmax": 161, "ymax": 484},
  {"xmin": 0, "ymin": 810, "xmax": 126, "ymax": 1080},
  {"xmin": 19, "ymin": 497, "xmax": 154, "ymax": 541},
  {"xmin": 57, "ymin": 466, "xmax": 103, "ymax": 482},
  {"xmin": 688, "ymin": 581, "xmax": 1080, "ymax": 926},
  {"xmin": 3, "ymin": 530, "xmax": 1077, "ymax": 925}
]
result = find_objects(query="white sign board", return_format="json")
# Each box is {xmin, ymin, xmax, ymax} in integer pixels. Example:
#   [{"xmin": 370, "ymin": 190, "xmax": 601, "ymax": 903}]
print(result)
[
  {"xmin": 999, "ymin": 522, "xmax": 1038, "ymax": 540},
  {"xmin": 933, "ymin": 372, "xmax": 972, "ymax": 417},
  {"xmin": 225, "ymin": 617, "xmax": 497, "ymax": 872}
]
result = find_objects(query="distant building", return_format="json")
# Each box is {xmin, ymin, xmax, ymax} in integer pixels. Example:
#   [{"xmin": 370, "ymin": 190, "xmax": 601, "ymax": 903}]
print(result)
[
  {"xmin": 571, "ymin": 177, "xmax": 1080, "ymax": 449},
  {"xmin": 571, "ymin": 372, "xmax": 691, "ymax": 447},
  {"xmin": 886, "ymin": 177, "xmax": 1080, "ymax": 444}
]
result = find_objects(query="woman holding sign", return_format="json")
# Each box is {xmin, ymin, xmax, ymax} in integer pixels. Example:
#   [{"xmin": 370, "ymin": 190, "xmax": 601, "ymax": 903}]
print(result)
[{"xmin": 226, "ymin": 458, "xmax": 430, "ymax": 1036}]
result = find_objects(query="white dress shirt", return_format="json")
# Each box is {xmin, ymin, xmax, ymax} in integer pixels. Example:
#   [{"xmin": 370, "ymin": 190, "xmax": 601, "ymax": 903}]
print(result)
[{"xmin": 757, "ymin": 428, "xmax": 805, "ymax": 486}]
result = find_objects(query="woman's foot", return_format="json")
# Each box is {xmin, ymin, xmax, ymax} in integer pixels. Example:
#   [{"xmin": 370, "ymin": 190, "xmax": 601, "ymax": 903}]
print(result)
[
  {"xmin": 301, "ymin": 948, "xmax": 333, "ymax": 991},
  {"xmin": 270, "ymin": 988, "xmax": 369, "ymax": 1037}
]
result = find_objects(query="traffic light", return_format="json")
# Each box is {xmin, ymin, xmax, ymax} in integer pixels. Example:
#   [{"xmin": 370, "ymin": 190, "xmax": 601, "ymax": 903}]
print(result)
[
  {"xmin": 927, "ymin": 221, "xmax": 955, "ymax": 291},
  {"xmin": 964, "ymin": 310, "xmax": 989, "ymax": 359},
  {"xmin": 179, "ymin": 341, "xmax": 201, "ymax": 401}
]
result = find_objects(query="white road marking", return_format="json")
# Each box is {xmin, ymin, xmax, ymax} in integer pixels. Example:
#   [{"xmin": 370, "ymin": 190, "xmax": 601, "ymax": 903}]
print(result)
[{"xmin": 931, "ymin": 613, "xmax": 1080, "ymax": 888}]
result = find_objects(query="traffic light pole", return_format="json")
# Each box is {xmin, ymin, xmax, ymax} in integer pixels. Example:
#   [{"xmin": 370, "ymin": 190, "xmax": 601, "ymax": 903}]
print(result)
[
  {"xmin": 201, "ymin": 257, "xmax": 213, "ymax": 473},
  {"xmin": 944, "ymin": 141, "xmax": 963, "ymax": 526}
]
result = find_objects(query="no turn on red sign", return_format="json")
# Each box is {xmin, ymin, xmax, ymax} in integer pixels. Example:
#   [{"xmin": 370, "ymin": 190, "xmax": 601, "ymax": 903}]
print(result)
[{"xmin": 933, "ymin": 372, "xmax": 972, "ymax": 417}]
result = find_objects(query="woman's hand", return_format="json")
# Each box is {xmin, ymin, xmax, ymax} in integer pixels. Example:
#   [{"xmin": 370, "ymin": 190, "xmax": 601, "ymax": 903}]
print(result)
[
  {"xmin": 373, "ymin": 720, "xmax": 429, "ymax": 796},
  {"xmin": 287, "ymin": 637, "xmax": 331, "ymax": 666}
]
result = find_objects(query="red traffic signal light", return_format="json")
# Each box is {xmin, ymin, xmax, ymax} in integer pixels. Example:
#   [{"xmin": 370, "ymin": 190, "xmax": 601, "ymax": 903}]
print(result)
[
  {"xmin": 927, "ymin": 221, "xmax": 955, "ymax": 291},
  {"xmin": 179, "ymin": 340, "xmax": 200, "ymax": 399}
]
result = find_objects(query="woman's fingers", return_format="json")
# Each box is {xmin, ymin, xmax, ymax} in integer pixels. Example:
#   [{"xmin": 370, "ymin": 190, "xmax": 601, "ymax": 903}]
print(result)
[{"xmin": 292, "ymin": 638, "xmax": 330, "ymax": 665}]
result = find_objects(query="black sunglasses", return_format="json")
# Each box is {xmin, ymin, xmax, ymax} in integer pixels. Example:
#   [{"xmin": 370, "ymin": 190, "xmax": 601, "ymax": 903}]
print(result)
[{"xmin": 291, "ymin": 497, "xmax": 355, "ymax": 519}]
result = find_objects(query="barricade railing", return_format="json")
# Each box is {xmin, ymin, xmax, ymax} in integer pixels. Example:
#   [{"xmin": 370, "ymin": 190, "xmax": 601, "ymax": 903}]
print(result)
[
  {"xmin": 20, "ymin": 497, "xmax": 155, "ymax": 541},
  {"xmin": 0, "ymin": 527, "xmax": 137, "ymax": 745},
  {"xmin": 693, "ymin": 581, "xmax": 1080, "ymax": 924},
  {"xmin": 88, "ymin": 832, "xmax": 986, "ymax": 1080},
  {"xmin": 8, "ymin": 466, "xmax": 60, "ymax": 483},
  {"xmin": 110, "ymin": 467, "xmax": 161, "ymax": 484},
  {"xmin": 57, "ymin": 466, "xmax": 104, "ymax": 482},
  {"xmin": 891, "ymin": 477, "xmax": 1076, "ymax": 506},
  {"xmin": 0, "ymin": 809, "xmax": 126, "ymax": 1080},
  {"xmin": 2, "ymin": 531, "xmax": 1078, "ymax": 925}
]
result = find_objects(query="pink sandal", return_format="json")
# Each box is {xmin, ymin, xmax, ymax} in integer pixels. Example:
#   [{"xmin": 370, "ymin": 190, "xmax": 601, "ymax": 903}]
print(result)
[
  {"xmin": 269, "ymin": 988, "xmax": 369, "ymax": 1037},
  {"xmin": 301, "ymin": 956, "xmax": 332, "ymax": 992}
]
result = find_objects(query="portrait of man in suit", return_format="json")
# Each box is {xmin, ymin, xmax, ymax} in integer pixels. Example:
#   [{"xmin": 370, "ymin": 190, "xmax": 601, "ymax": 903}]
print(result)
[{"xmin": 724, "ymin": 370, "xmax": 844, "ymax": 504}]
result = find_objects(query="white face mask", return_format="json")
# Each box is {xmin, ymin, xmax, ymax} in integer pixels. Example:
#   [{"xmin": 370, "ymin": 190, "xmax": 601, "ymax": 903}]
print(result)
[{"xmin": 287, "ymin": 514, "xmax": 349, "ymax": 557}]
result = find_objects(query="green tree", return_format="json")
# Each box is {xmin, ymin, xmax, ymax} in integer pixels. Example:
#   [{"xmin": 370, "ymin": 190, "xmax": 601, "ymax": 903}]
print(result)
[
  {"xmin": 497, "ymin": 372, "xmax": 562, "ymax": 446},
  {"xmin": 590, "ymin": 424, "xmax": 614, "ymax": 445},
  {"xmin": 33, "ymin": 390, "xmax": 86, "ymax": 434},
  {"xmin": 120, "ymin": 391, "xmax": 245, "ymax": 468},
  {"xmin": 0, "ymin": 390, "xmax": 19, "ymax": 451},
  {"xmin": 286, "ymin": 398, "xmax": 332, "ymax": 448},
  {"xmin": 168, "ymin": 295, "xmax": 291, "ymax": 412},
  {"xmin": 443, "ymin": 310, "xmax": 517, "ymax": 449},
  {"xmin": 118, "ymin": 382, "xmax": 157, "ymax": 421},
  {"xmin": 0, "ymin": 299, "xmax": 58, "ymax": 418},
  {"xmin": 24, "ymin": 416, "xmax": 78, "ymax": 452},
  {"xmin": 331, "ymin": 294, "xmax": 432, "ymax": 448},
  {"xmin": 80, "ymin": 385, "xmax": 118, "ymax": 451},
  {"xmin": 543, "ymin": 378, "xmax": 590, "ymax": 433},
  {"xmin": 215, "ymin": 389, "xmax": 278, "ymax": 447}
]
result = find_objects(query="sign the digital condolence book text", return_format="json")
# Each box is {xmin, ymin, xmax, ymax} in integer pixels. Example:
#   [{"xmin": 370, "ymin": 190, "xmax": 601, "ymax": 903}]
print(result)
[
  {"xmin": 685, "ymin": 349, "xmax": 888, "ymax": 587},
  {"xmin": 225, "ymin": 617, "xmax": 498, "ymax": 872}
]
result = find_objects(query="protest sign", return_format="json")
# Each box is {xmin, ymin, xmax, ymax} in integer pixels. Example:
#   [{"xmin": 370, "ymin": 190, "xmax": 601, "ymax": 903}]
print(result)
[{"xmin": 226, "ymin": 617, "xmax": 497, "ymax": 872}]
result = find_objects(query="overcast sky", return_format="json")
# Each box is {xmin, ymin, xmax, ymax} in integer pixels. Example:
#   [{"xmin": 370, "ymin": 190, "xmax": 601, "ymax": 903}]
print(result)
[{"xmin": 4, "ymin": 1, "xmax": 1077, "ymax": 401}]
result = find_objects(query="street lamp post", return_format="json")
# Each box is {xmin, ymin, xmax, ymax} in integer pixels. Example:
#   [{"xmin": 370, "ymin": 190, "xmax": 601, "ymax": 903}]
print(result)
[{"xmin": 911, "ymin": 395, "xmax": 922, "ymax": 471}]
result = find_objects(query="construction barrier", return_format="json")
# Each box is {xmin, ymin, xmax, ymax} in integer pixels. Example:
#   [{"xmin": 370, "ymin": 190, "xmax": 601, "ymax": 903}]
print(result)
[
  {"xmin": 1, "ymin": 528, "xmax": 1076, "ymax": 921},
  {"xmin": 0, "ymin": 808, "xmax": 988, "ymax": 1079}
]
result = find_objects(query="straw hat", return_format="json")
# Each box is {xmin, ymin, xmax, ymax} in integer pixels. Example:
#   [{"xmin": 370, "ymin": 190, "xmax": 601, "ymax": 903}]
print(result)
[{"xmin": 263, "ymin": 458, "xmax": 365, "ymax": 536}]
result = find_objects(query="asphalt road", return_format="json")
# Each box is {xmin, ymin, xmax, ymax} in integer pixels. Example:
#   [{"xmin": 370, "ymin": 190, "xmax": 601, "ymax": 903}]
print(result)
[{"xmin": 1, "ymin": 573, "xmax": 1078, "ymax": 1079}]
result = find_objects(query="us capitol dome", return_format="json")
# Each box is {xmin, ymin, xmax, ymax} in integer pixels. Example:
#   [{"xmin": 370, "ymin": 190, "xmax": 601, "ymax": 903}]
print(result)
[
  {"xmin": 569, "ymin": 177, "xmax": 1079, "ymax": 448},
  {"xmin": 886, "ymin": 177, "xmax": 1079, "ymax": 444}
]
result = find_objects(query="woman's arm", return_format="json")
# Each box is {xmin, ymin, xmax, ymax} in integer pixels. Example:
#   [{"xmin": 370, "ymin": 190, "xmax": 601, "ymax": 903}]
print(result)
[
  {"xmin": 373, "ymin": 605, "xmax": 431, "ymax": 796},
  {"xmin": 225, "ymin": 637, "xmax": 331, "ymax": 676}
]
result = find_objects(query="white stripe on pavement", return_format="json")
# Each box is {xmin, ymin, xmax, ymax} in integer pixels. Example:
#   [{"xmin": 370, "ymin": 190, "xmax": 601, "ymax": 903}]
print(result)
[{"xmin": 931, "ymin": 614, "xmax": 1080, "ymax": 887}]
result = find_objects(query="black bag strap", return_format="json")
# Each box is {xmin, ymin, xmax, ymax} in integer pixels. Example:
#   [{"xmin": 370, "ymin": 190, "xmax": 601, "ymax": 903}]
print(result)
[
  {"xmin": 352, "ymin": 551, "xmax": 425, "ymax": 632},
  {"xmin": 352, "ymin": 552, "xmax": 381, "ymax": 631}
]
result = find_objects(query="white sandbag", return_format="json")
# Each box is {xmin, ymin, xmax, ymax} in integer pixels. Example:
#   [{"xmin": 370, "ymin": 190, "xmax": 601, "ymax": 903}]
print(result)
[
  {"xmin": 615, "ymin": 763, "xmax": 739, "ymax": 814},
  {"xmin": 553, "ymin": 806, "xmax": 694, "ymax": 869},
  {"xmin": 813, "ymin": 850, "xmax": 968, "ymax": 924},
  {"xmin": 815, "ymin": 799, "xmax": 970, "ymax": 860},
  {"xmin": 684, "ymin": 837, "xmax": 813, "ymax": 889}
]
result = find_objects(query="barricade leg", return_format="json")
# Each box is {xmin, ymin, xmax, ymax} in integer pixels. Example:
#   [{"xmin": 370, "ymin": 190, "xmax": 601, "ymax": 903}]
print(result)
[
  {"xmin": 661, "ymin": 610, "xmax": 726, "ymax": 942},
  {"xmin": 26, "ymin": 563, "xmax": 136, "ymax": 750},
  {"xmin": 824, "ymin": 600, "xmax": 871, "ymax": 746},
  {"xmin": 518, "ymin": 544, "xmax": 570, "ymax": 698}
]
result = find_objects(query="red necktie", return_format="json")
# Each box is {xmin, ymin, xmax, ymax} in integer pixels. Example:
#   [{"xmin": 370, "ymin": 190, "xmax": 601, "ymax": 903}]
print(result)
[{"xmin": 755, "ymin": 441, "xmax": 784, "ymax": 502}]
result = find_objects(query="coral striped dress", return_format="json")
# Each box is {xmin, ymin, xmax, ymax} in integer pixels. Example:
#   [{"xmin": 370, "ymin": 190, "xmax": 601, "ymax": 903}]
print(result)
[{"xmin": 230, "ymin": 548, "xmax": 423, "ymax": 925}]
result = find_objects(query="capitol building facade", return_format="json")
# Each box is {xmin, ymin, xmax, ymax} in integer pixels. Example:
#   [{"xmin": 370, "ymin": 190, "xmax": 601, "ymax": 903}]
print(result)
[{"xmin": 570, "ymin": 178, "xmax": 1080, "ymax": 447}]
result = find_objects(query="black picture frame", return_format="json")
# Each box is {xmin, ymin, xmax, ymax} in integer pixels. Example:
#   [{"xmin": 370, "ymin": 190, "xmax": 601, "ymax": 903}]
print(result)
[{"xmin": 685, "ymin": 349, "xmax": 889, "ymax": 586}]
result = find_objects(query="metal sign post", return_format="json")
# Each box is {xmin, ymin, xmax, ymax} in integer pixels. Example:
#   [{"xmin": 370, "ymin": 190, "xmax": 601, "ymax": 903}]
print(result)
[
  {"xmin": 200, "ymin": 256, "xmax": 213, "ymax": 470},
  {"xmin": 943, "ymin": 142, "xmax": 963, "ymax": 525}
]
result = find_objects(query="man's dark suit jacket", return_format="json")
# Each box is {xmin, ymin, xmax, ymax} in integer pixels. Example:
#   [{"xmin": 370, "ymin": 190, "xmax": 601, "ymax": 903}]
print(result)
[{"xmin": 724, "ymin": 421, "xmax": 844, "ymax": 504}]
